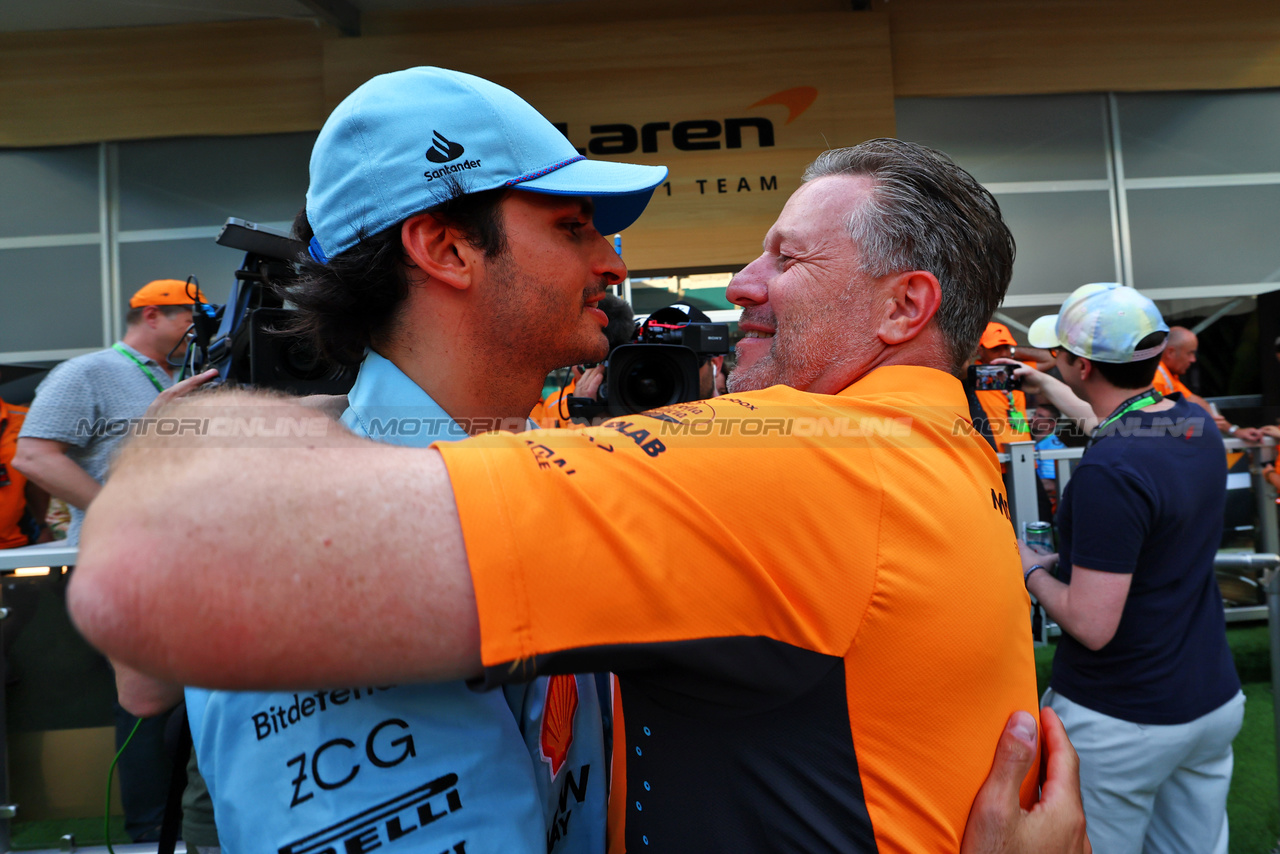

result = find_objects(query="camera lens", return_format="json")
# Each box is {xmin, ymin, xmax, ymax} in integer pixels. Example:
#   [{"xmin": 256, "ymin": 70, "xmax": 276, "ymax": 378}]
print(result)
[
  {"xmin": 620, "ymin": 355, "xmax": 684, "ymax": 410},
  {"xmin": 280, "ymin": 337, "xmax": 331, "ymax": 381}
]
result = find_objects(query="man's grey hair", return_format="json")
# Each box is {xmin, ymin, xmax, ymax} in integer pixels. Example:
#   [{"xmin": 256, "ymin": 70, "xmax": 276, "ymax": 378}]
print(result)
[{"xmin": 802, "ymin": 139, "xmax": 1015, "ymax": 373}]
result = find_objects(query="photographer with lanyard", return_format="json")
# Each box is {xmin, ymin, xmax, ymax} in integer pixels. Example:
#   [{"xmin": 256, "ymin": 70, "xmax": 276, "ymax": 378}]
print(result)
[
  {"xmin": 14, "ymin": 278, "xmax": 216, "ymax": 844},
  {"xmin": 1014, "ymin": 283, "xmax": 1242, "ymax": 854}
]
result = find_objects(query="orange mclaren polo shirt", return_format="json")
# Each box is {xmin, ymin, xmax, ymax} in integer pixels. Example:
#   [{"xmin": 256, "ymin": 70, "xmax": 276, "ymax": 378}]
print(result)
[
  {"xmin": 532, "ymin": 378, "xmax": 578, "ymax": 429},
  {"xmin": 437, "ymin": 365, "xmax": 1039, "ymax": 853},
  {"xmin": 1153, "ymin": 363, "xmax": 1191, "ymax": 398}
]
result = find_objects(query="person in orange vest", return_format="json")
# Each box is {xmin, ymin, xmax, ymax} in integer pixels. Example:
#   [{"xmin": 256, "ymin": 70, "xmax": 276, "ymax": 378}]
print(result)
[
  {"xmin": 0, "ymin": 383, "xmax": 50, "ymax": 549},
  {"xmin": 1155, "ymin": 326, "xmax": 1262, "ymax": 441},
  {"xmin": 973, "ymin": 321, "xmax": 1032, "ymax": 452}
]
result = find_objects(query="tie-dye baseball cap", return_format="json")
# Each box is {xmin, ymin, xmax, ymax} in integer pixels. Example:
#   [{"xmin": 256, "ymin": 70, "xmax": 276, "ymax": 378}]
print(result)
[{"xmin": 1027, "ymin": 283, "xmax": 1169, "ymax": 364}]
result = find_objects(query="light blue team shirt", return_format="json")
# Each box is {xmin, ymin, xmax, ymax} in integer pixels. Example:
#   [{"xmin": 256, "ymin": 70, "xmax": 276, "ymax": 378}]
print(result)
[
  {"xmin": 1035, "ymin": 433, "xmax": 1066, "ymax": 480},
  {"xmin": 186, "ymin": 351, "xmax": 607, "ymax": 854}
]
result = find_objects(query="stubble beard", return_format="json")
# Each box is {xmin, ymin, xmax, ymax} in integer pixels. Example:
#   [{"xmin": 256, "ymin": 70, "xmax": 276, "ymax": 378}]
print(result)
[
  {"xmin": 481, "ymin": 250, "xmax": 608, "ymax": 374},
  {"xmin": 728, "ymin": 283, "xmax": 873, "ymax": 394}
]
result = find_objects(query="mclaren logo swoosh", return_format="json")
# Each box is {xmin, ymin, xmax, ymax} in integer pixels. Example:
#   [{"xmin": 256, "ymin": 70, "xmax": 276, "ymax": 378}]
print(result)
[{"xmin": 749, "ymin": 87, "xmax": 819, "ymax": 125}]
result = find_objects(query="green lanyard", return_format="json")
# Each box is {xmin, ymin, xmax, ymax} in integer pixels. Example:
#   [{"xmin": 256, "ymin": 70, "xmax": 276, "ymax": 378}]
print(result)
[
  {"xmin": 1087, "ymin": 388, "xmax": 1163, "ymax": 450},
  {"xmin": 112, "ymin": 343, "xmax": 165, "ymax": 393},
  {"xmin": 1007, "ymin": 390, "xmax": 1029, "ymax": 434}
]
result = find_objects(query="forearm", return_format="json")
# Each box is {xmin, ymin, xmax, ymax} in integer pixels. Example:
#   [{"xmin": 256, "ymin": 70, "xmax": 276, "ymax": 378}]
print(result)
[
  {"xmin": 12, "ymin": 444, "xmax": 101, "ymax": 510},
  {"xmin": 1025, "ymin": 569, "xmax": 1117, "ymax": 651},
  {"xmin": 1031, "ymin": 376, "xmax": 1097, "ymax": 433},
  {"xmin": 68, "ymin": 390, "xmax": 482, "ymax": 692},
  {"xmin": 23, "ymin": 481, "xmax": 50, "ymax": 523},
  {"xmin": 114, "ymin": 661, "xmax": 184, "ymax": 718}
]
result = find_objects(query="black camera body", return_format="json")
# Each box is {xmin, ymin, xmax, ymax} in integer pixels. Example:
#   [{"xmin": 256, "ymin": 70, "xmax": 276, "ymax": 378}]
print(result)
[
  {"xmin": 568, "ymin": 320, "xmax": 731, "ymax": 420},
  {"xmin": 190, "ymin": 218, "xmax": 356, "ymax": 396}
]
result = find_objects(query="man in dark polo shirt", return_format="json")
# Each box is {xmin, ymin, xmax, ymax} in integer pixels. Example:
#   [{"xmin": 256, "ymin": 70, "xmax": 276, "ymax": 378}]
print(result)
[{"xmin": 1020, "ymin": 282, "xmax": 1242, "ymax": 854}]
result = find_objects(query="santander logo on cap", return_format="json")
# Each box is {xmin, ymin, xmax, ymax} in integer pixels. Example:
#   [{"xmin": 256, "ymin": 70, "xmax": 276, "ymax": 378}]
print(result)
[{"xmin": 426, "ymin": 130, "xmax": 465, "ymax": 163}]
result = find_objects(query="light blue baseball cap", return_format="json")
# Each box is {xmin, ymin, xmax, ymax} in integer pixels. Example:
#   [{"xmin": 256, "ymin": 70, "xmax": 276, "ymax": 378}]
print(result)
[
  {"xmin": 1027, "ymin": 283, "xmax": 1169, "ymax": 364},
  {"xmin": 306, "ymin": 67, "xmax": 669, "ymax": 262}
]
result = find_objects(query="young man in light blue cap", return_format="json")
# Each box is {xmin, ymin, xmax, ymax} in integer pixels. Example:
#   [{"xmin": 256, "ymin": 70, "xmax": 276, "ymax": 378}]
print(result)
[
  {"xmin": 120, "ymin": 66, "xmax": 667, "ymax": 854},
  {"xmin": 1017, "ymin": 282, "xmax": 1243, "ymax": 854}
]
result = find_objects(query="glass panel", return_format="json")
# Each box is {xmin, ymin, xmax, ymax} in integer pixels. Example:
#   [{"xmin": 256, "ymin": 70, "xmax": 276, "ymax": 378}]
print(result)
[
  {"xmin": 895, "ymin": 95, "xmax": 1110, "ymax": 183},
  {"xmin": 1128, "ymin": 185, "xmax": 1280, "ymax": 288},
  {"xmin": 630, "ymin": 273, "xmax": 735, "ymax": 315},
  {"xmin": 1118, "ymin": 90, "xmax": 1280, "ymax": 178},
  {"xmin": 997, "ymin": 191, "xmax": 1117, "ymax": 298},
  {"xmin": 0, "ymin": 246, "xmax": 102, "ymax": 352},
  {"xmin": 118, "ymin": 133, "xmax": 316, "ymax": 231},
  {"xmin": 117, "ymin": 238, "xmax": 250, "ymax": 317},
  {"xmin": 0, "ymin": 146, "xmax": 100, "ymax": 237}
]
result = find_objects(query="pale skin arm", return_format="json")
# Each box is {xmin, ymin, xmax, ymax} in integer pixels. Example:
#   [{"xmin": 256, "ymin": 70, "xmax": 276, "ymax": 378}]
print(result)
[
  {"xmin": 12, "ymin": 437, "xmax": 102, "ymax": 510},
  {"xmin": 68, "ymin": 390, "xmax": 480, "ymax": 691},
  {"xmin": 111, "ymin": 373, "xmax": 349, "ymax": 713},
  {"xmin": 992, "ymin": 359, "xmax": 1098, "ymax": 434},
  {"xmin": 1019, "ymin": 542, "xmax": 1132, "ymax": 651},
  {"xmin": 114, "ymin": 661, "xmax": 185, "ymax": 718}
]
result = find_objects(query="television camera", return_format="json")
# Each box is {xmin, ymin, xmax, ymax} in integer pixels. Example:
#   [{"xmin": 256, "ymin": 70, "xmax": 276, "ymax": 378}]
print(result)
[
  {"xmin": 181, "ymin": 217, "xmax": 356, "ymax": 396},
  {"xmin": 566, "ymin": 315, "xmax": 731, "ymax": 421}
]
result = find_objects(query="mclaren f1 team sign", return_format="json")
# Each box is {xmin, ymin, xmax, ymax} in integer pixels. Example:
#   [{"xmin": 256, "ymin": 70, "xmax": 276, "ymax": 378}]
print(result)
[{"xmin": 324, "ymin": 11, "xmax": 896, "ymax": 272}]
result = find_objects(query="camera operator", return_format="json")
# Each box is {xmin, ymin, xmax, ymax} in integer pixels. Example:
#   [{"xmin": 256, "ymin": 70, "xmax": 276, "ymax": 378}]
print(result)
[
  {"xmin": 642, "ymin": 301, "xmax": 725, "ymax": 400},
  {"xmin": 14, "ymin": 279, "xmax": 216, "ymax": 844}
]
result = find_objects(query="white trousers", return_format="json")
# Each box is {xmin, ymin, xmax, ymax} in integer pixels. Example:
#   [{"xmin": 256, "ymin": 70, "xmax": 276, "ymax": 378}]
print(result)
[{"xmin": 1043, "ymin": 687, "xmax": 1245, "ymax": 854}]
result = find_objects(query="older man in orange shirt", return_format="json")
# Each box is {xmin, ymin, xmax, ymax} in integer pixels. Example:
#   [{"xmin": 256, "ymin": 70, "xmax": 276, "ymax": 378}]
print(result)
[{"xmin": 1155, "ymin": 326, "xmax": 1262, "ymax": 441}]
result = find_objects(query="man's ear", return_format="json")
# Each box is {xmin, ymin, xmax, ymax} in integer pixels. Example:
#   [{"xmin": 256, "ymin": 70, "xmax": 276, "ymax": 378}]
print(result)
[
  {"xmin": 400, "ymin": 213, "xmax": 481, "ymax": 292},
  {"xmin": 1062, "ymin": 354, "xmax": 1091, "ymax": 383},
  {"xmin": 877, "ymin": 270, "xmax": 942, "ymax": 346}
]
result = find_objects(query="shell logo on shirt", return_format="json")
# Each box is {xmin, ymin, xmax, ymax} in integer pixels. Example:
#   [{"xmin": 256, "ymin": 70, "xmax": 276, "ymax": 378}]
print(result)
[{"xmin": 539, "ymin": 675, "xmax": 579, "ymax": 777}]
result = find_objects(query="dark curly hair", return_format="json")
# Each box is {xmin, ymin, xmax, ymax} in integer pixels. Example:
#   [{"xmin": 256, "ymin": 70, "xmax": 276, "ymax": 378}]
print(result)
[{"xmin": 282, "ymin": 178, "xmax": 508, "ymax": 367}]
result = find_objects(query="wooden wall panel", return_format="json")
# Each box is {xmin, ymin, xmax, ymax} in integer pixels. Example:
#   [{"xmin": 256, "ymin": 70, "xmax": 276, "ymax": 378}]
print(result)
[
  {"xmin": 361, "ymin": 0, "xmax": 849, "ymax": 36},
  {"xmin": 0, "ymin": 19, "xmax": 326, "ymax": 147},
  {"xmin": 323, "ymin": 13, "xmax": 896, "ymax": 272},
  {"xmin": 890, "ymin": 0, "xmax": 1280, "ymax": 96}
]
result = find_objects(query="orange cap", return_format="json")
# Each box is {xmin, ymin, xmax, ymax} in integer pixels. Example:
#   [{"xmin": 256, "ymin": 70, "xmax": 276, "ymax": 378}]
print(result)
[
  {"xmin": 979, "ymin": 322, "xmax": 1017, "ymax": 349},
  {"xmin": 129, "ymin": 279, "xmax": 206, "ymax": 308}
]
